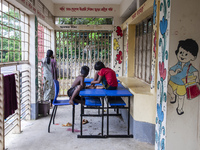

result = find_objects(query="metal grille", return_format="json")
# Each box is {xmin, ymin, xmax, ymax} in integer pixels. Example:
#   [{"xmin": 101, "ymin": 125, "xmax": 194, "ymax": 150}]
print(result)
[
  {"xmin": 56, "ymin": 30, "xmax": 112, "ymax": 95},
  {"xmin": 37, "ymin": 22, "xmax": 51, "ymax": 101},
  {"xmin": 135, "ymin": 16, "xmax": 153, "ymax": 83},
  {"xmin": 0, "ymin": 0, "xmax": 29, "ymax": 63}
]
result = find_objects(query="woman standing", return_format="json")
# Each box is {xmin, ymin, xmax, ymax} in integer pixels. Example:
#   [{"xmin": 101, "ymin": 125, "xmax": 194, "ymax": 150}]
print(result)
[{"xmin": 42, "ymin": 50, "xmax": 57, "ymax": 106}]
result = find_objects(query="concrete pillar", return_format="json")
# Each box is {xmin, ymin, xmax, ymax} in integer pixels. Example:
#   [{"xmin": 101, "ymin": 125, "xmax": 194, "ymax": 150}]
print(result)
[{"xmin": 29, "ymin": 15, "xmax": 38, "ymax": 119}]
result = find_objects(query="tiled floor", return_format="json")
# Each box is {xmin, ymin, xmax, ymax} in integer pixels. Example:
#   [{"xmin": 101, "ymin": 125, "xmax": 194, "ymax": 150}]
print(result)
[{"xmin": 5, "ymin": 102, "xmax": 154, "ymax": 150}]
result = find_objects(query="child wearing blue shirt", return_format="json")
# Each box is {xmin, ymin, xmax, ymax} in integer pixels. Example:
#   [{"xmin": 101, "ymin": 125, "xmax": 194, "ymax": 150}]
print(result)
[{"xmin": 168, "ymin": 39, "xmax": 199, "ymax": 115}]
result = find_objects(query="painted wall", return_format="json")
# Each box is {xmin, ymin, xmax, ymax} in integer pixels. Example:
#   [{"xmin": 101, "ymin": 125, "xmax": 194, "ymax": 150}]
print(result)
[
  {"xmin": 155, "ymin": 0, "xmax": 171, "ymax": 149},
  {"xmin": 166, "ymin": 0, "xmax": 200, "ymax": 149},
  {"xmin": 14, "ymin": 0, "xmax": 55, "ymax": 29},
  {"xmin": 40, "ymin": 0, "xmax": 55, "ymax": 15},
  {"xmin": 54, "ymin": 4, "xmax": 120, "ymax": 17}
]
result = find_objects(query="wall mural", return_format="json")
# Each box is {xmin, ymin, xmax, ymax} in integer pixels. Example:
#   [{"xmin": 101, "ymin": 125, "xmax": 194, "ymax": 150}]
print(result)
[
  {"xmin": 155, "ymin": 0, "xmax": 170, "ymax": 150},
  {"xmin": 168, "ymin": 39, "xmax": 200, "ymax": 115},
  {"xmin": 151, "ymin": 0, "xmax": 158, "ymax": 89},
  {"xmin": 113, "ymin": 26, "xmax": 123, "ymax": 76}
]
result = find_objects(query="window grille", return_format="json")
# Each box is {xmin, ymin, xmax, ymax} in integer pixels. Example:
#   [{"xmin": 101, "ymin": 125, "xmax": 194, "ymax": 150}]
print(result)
[
  {"xmin": 0, "ymin": 0, "xmax": 29, "ymax": 63},
  {"xmin": 135, "ymin": 16, "xmax": 153, "ymax": 83},
  {"xmin": 37, "ymin": 22, "xmax": 51, "ymax": 101},
  {"xmin": 38, "ymin": 22, "xmax": 51, "ymax": 60}
]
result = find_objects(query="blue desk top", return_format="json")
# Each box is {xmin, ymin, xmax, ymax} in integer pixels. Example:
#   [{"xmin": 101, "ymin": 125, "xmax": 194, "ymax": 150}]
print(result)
[
  {"xmin": 80, "ymin": 83, "xmax": 132, "ymax": 97},
  {"xmin": 84, "ymin": 78, "xmax": 94, "ymax": 82},
  {"xmin": 80, "ymin": 88, "xmax": 106, "ymax": 96},
  {"xmin": 105, "ymin": 89, "xmax": 133, "ymax": 96},
  {"xmin": 85, "ymin": 83, "xmax": 102, "ymax": 86},
  {"xmin": 84, "ymin": 78, "xmax": 120, "ymax": 83},
  {"xmin": 105, "ymin": 83, "xmax": 132, "ymax": 96}
]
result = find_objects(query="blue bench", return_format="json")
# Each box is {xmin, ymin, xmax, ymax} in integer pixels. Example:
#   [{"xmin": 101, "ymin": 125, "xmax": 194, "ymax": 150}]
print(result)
[
  {"xmin": 108, "ymin": 97, "xmax": 126, "ymax": 107},
  {"xmin": 85, "ymin": 97, "xmax": 102, "ymax": 106}
]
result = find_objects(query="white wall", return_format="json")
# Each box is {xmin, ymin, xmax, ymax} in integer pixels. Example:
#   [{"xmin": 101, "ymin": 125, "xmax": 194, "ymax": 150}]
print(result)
[
  {"xmin": 40, "ymin": 0, "xmax": 55, "ymax": 15},
  {"xmin": 166, "ymin": 0, "xmax": 200, "ymax": 150}
]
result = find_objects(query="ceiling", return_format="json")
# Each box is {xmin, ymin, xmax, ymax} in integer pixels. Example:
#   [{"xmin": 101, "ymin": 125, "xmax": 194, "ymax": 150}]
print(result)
[{"xmin": 51, "ymin": 0, "xmax": 123, "ymax": 5}]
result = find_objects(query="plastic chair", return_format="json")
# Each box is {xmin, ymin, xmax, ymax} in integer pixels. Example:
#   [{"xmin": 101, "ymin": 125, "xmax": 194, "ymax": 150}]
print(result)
[{"xmin": 48, "ymin": 80, "xmax": 78, "ymax": 133}]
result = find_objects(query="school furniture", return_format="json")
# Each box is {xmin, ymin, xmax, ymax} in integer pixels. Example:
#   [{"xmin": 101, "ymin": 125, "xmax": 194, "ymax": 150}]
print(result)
[
  {"xmin": 48, "ymin": 80, "xmax": 78, "ymax": 133},
  {"xmin": 78, "ymin": 88, "xmax": 106, "ymax": 138},
  {"xmin": 105, "ymin": 83, "xmax": 133, "ymax": 138},
  {"xmin": 78, "ymin": 83, "xmax": 133, "ymax": 138}
]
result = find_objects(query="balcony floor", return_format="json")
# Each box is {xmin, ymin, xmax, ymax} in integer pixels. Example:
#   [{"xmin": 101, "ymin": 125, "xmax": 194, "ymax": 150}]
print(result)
[{"xmin": 5, "ymin": 98, "xmax": 154, "ymax": 150}]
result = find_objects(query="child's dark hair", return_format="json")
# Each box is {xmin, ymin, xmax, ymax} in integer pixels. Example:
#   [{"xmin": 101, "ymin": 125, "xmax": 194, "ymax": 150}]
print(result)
[
  {"xmin": 81, "ymin": 66, "xmax": 89, "ymax": 76},
  {"xmin": 94, "ymin": 61, "xmax": 105, "ymax": 70},
  {"xmin": 175, "ymin": 39, "xmax": 199, "ymax": 56}
]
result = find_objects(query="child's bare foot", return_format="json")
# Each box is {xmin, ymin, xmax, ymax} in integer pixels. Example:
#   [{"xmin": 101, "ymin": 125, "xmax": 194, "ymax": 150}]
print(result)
[
  {"xmin": 69, "ymin": 99, "xmax": 74, "ymax": 105},
  {"xmin": 96, "ymin": 86, "xmax": 104, "ymax": 89},
  {"xmin": 86, "ymin": 85, "xmax": 96, "ymax": 89}
]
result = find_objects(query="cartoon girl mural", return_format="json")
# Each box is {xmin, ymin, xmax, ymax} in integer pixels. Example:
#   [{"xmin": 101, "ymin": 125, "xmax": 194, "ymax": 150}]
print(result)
[{"xmin": 168, "ymin": 39, "xmax": 200, "ymax": 115}]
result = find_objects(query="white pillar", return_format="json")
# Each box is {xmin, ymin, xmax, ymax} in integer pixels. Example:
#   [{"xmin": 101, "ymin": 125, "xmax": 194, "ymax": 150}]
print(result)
[{"xmin": 29, "ymin": 15, "xmax": 38, "ymax": 119}]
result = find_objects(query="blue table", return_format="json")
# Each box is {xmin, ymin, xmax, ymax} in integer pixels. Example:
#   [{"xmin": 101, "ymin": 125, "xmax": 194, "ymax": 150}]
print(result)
[
  {"xmin": 78, "ymin": 89, "xmax": 106, "ymax": 138},
  {"xmin": 78, "ymin": 83, "xmax": 133, "ymax": 138},
  {"xmin": 105, "ymin": 83, "xmax": 133, "ymax": 138}
]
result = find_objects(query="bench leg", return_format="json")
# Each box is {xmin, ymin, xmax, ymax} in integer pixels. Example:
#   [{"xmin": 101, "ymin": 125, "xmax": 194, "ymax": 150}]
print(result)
[
  {"xmin": 107, "ymin": 97, "xmax": 109, "ymax": 136},
  {"xmin": 80, "ymin": 97, "xmax": 83, "ymax": 136},
  {"xmin": 101, "ymin": 97, "xmax": 104, "ymax": 136},
  {"xmin": 128, "ymin": 96, "xmax": 130, "ymax": 135},
  {"xmin": 72, "ymin": 105, "xmax": 75, "ymax": 132}
]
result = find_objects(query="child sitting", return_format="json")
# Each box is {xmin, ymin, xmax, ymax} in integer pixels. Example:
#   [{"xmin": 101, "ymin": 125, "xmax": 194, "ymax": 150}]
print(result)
[
  {"xmin": 90, "ymin": 61, "xmax": 118, "ymax": 90},
  {"xmin": 67, "ymin": 66, "xmax": 89, "ymax": 105}
]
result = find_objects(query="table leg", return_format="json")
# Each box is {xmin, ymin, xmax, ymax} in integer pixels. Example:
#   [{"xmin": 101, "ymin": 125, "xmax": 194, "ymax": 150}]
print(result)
[
  {"xmin": 107, "ymin": 96, "xmax": 109, "ymax": 136},
  {"xmin": 72, "ymin": 105, "xmax": 75, "ymax": 132},
  {"xmin": 80, "ymin": 97, "xmax": 83, "ymax": 136},
  {"xmin": 101, "ymin": 97, "xmax": 104, "ymax": 136},
  {"xmin": 128, "ymin": 96, "xmax": 130, "ymax": 135}
]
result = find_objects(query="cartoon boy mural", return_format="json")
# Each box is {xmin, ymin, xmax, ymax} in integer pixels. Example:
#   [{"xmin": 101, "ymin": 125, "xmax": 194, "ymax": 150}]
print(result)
[{"xmin": 168, "ymin": 39, "xmax": 200, "ymax": 115}]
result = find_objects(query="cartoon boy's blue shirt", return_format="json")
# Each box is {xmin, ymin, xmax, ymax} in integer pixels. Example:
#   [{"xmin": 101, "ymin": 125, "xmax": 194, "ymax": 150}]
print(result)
[{"xmin": 169, "ymin": 61, "xmax": 197, "ymax": 85}]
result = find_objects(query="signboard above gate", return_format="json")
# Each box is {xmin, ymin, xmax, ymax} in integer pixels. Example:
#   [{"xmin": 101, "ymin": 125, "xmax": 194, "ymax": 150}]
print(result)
[{"xmin": 55, "ymin": 25, "xmax": 113, "ymax": 31}]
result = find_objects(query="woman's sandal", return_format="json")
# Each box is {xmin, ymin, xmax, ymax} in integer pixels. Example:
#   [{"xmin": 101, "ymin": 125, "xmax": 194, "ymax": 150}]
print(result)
[{"xmin": 62, "ymin": 122, "xmax": 72, "ymax": 127}]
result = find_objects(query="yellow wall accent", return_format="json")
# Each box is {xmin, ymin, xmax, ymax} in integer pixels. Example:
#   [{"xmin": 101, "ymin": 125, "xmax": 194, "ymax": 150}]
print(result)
[
  {"xmin": 119, "ymin": 77, "xmax": 156, "ymax": 124},
  {"xmin": 121, "ymin": 0, "xmax": 154, "ymax": 30},
  {"xmin": 127, "ymin": 25, "xmax": 135, "ymax": 77}
]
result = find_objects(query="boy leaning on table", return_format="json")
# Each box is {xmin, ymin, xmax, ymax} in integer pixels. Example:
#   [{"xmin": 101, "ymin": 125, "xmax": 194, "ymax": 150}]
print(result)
[
  {"xmin": 67, "ymin": 65, "xmax": 89, "ymax": 105},
  {"xmin": 90, "ymin": 61, "xmax": 118, "ymax": 90}
]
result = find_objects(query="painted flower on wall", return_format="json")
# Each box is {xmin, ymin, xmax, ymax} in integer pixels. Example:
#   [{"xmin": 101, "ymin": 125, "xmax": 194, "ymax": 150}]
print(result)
[
  {"xmin": 113, "ymin": 38, "xmax": 119, "ymax": 50},
  {"xmin": 116, "ymin": 51, "xmax": 123, "ymax": 64},
  {"xmin": 153, "ymin": 31, "xmax": 157, "ymax": 58},
  {"xmin": 160, "ymin": 16, "xmax": 168, "ymax": 36},
  {"xmin": 157, "ymin": 103, "xmax": 164, "ymax": 122},
  {"xmin": 159, "ymin": 61, "xmax": 166, "ymax": 80},
  {"xmin": 116, "ymin": 26, "xmax": 123, "ymax": 37},
  {"xmin": 153, "ymin": 0, "xmax": 157, "ymax": 25}
]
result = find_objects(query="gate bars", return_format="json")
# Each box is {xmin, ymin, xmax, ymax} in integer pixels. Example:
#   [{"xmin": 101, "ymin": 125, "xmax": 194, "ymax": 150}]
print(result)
[{"xmin": 56, "ymin": 30, "xmax": 112, "ymax": 95}]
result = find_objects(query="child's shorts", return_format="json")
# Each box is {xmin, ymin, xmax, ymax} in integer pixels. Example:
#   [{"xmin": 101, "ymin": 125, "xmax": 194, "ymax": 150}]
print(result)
[
  {"xmin": 67, "ymin": 86, "xmax": 81, "ymax": 100},
  {"xmin": 169, "ymin": 80, "xmax": 186, "ymax": 96}
]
